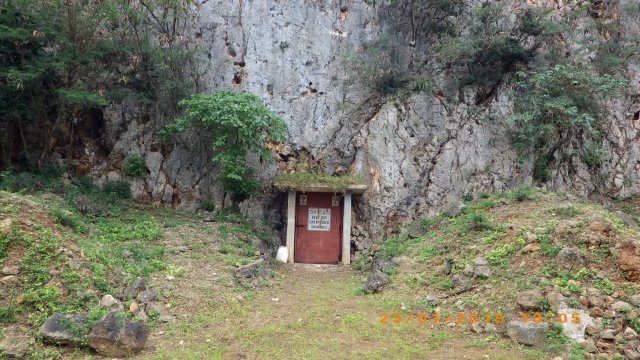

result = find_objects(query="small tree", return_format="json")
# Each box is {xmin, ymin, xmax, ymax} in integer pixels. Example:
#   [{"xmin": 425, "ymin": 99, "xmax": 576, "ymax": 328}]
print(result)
[{"xmin": 162, "ymin": 91, "xmax": 287, "ymax": 196}]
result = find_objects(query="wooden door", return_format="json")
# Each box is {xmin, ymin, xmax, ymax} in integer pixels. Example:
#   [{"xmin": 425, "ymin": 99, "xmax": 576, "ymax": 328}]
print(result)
[{"xmin": 294, "ymin": 192, "xmax": 342, "ymax": 264}]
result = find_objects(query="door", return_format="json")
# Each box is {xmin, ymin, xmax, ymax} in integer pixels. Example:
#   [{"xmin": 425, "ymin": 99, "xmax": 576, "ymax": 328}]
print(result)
[{"xmin": 294, "ymin": 192, "xmax": 342, "ymax": 264}]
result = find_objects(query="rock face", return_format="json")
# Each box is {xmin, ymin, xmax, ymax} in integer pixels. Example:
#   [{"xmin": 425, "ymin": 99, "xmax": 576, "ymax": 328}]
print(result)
[
  {"xmin": 88, "ymin": 311, "xmax": 149, "ymax": 357},
  {"xmin": 364, "ymin": 270, "xmax": 389, "ymax": 294},
  {"xmin": 46, "ymin": 0, "xmax": 640, "ymax": 244},
  {"xmin": 507, "ymin": 321, "xmax": 549, "ymax": 346},
  {"xmin": 39, "ymin": 313, "xmax": 89, "ymax": 346}
]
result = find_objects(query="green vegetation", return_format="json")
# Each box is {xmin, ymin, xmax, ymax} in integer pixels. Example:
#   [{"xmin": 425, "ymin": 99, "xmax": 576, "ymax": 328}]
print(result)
[
  {"xmin": 161, "ymin": 91, "xmax": 287, "ymax": 197},
  {"xmin": 274, "ymin": 172, "xmax": 366, "ymax": 192},
  {"xmin": 122, "ymin": 154, "xmax": 146, "ymax": 178},
  {"xmin": 0, "ymin": 0, "xmax": 194, "ymax": 167}
]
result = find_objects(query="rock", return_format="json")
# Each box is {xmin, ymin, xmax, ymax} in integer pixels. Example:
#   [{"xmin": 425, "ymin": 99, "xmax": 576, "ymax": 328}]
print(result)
[
  {"xmin": 470, "ymin": 322, "xmax": 484, "ymax": 334},
  {"xmin": 473, "ymin": 265, "xmax": 492, "ymax": 278},
  {"xmin": 546, "ymin": 292, "xmax": 568, "ymax": 309},
  {"xmin": 619, "ymin": 244, "xmax": 640, "ymax": 282},
  {"xmin": 159, "ymin": 315, "xmax": 175, "ymax": 323},
  {"xmin": 517, "ymin": 289, "xmax": 543, "ymax": 311},
  {"xmin": 1, "ymin": 266, "xmax": 19, "ymax": 276},
  {"xmin": 590, "ymin": 307, "xmax": 604, "ymax": 318},
  {"xmin": 611, "ymin": 301, "xmax": 633, "ymax": 313},
  {"xmin": 442, "ymin": 258, "xmax": 452, "ymax": 275},
  {"xmin": 612, "ymin": 211, "xmax": 638, "ymax": 229},
  {"xmin": 424, "ymin": 295, "xmax": 440, "ymax": 305},
  {"xmin": 364, "ymin": 270, "xmax": 389, "ymax": 294},
  {"xmin": 136, "ymin": 289, "xmax": 157, "ymax": 304},
  {"xmin": 0, "ymin": 335, "xmax": 31, "ymax": 359},
  {"xmin": 0, "ymin": 275, "xmax": 18, "ymax": 285},
  {"xmin": 452, "ymin": 274, "xmax": 472, "ymax": 291},
  {"xmin": 589, "ymin": 296, "xmax": 605, "ymax": 309},
  {"xmin": 603, "ymin": 310, "xmax": 616, "ymax": 318},
  {"xmin": 76, "ymin": 289, "xmax": 98, "ymax": 301},
  {"xmin": 600, "ymin": 329, "xmax": 616, "ymax": 340},
  {"xmin": 445, "ymin": 201, "xmax": 465, "ymax": 217},
  {"xmin": 557, "ymin": 304, "xmax": 593, "ymax": 342},
  {"xmin": 630, "ymin": 294, "xmax": 640, "ymax": 307},
  {"xmin": 407, "ymin": 222, "xmax": 426, "ymax": 239},
  {"xmin": 88, "ymin": 311, "xmax": 149, "ymax": 357},
  {"xmin": 624, "ymin": 327, "xmax": 638, "ymax": 340},
  {"xmin": 484, "ymin": 323, "xmax": 497, "ymax": 333},
  {"xmin": 473, "ymin": 257, "xmax": 488, "ymax": 266},
  {"xmin": 39, "ymin": 313, "xmax": 89, "ymax": 346},
  {"xmin": 0, "ymin": 218, "xmax": 14, "ymax": 235},
  {"xmin": 372, "ymin": 257, "xmax": 397, "ymax": 274},
  {"xmin": 100, "ymin": 295, "xmax": 123, "ymax": 311},
  {"xmin": 586, "ymin": 325, "xmax": 598, "ymax": 336},
  {"xmin": 126, "ymin": 277, "xmax": 147, "ymax": 299},
  {"xmin": 625, "ymin": 349, "xmax": 640, "ymax": 360},
  {"xmin": 520, "ymin": 243, "xmax": 540, "ymax": 254},
  {"xmin": 556, "ymin": 247, "xmax": 584, "ymax": 271},
  {"xmin": 580, "ymin": 339, "xmax": 597, "ymax": 353},
  {"xmin": 463, "ymin": 263, "xmax": 474, "ymax": 277},
  {"xmin": 73, "ymin": 194, "xmax": 109, "ymax": 217},
  {"xmin": 234, "ymin": 258, "xmax": 270, "ymax": 287},
  {"xmin": 596, "ymin": 340, "xmax": 614, "ymax": 352},
  {"xmin": 613, "ymin": 318, "xmax": 625, "ymax": 332},
  {"xmin": 275, "ymin": 246, "xmax": 288, "ymax": 263},
  {"xmin": 506, "ymin": 321, "xmax": 549, "ymax": 346}
]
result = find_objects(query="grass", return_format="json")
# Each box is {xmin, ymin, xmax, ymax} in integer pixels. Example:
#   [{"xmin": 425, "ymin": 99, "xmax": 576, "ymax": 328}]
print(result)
[{"xmin": 274, "ymin": 172, "xmax": 366, "ymax": 191}]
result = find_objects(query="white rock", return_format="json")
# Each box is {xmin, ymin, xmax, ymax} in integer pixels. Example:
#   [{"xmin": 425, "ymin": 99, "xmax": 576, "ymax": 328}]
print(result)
[
  {"xmin": 557, "ymin": 303, "xmax": 593, "ymax": 342},
  {"xmin": 275, "ymin": 246, "xmax": 288, "ymax": 263}
]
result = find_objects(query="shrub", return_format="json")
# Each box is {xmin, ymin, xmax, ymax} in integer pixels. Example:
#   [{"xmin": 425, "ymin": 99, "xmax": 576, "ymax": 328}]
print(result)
[
  {"xmin": 122, "ymin": 155, "xmax": 146, "ymax": 178},
  {"xmin": 200, "ymin": 199, "xmax": 215, "ymax": 212},
  {"xmin": 161, "ymin": 91, "xmax": 287, "ymax": 197},
  {"xmin": 102, "ymin": 180, "xmax": 131, "ymax": 199}
]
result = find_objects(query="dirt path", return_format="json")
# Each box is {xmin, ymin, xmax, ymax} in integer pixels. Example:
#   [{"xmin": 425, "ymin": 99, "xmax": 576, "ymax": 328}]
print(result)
[{"xmin": 134, "ymin": 222, "xmax": 542, "ymax": 360}]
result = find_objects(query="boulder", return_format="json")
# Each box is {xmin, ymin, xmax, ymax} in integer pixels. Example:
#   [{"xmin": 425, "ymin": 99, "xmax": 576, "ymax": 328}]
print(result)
[
  {"xmin": 517, "ymin": 289, "xmax": 542, "ymax": 311},
  {"xmin": 610, "ymin": 301, "xmax": 633, "ymax": 313},
  {"xmin": 580, "ymin": 338, "xmax": 597, "ymax": 353},
  {"xmin": 126, "ymin": 277, "xmax": 147, "ymax": 299},
  {"xmin": 0, "ymin": 335, "xmax": 31, "ymax": 359},
  {"xmin": 234, "ymin": 258, "xmax": 270, "ymax": 287},
  {"xmin": 630, "ymin": 294, "xmax": 640, "ymax": 307},
  {"xmin": 452, "ymin": 274, "xmax": 472, "ymax": 291},
  {"xmin": 100, "ymin": 295, "xmax": 123, "ymax": 311},
  {"xmin": 556, "ymin": 247, "xmax": 584, "ymax": 271},
  {"xmin": 136, "ymin": 289, "xmax": 157, "ymax": 304},
  {"xmin": 39, "ymin": 313, "xmax": 89, "ymax": 346},
  {"xmin": 407, "ymin": 222, "xmax": 426, "ymax": 239},
  {"xmin": 618, "ymin": 243, "xmax": 640, "ymax": 282},
  {"xmin": 372, "ymin": 257, "xmax": 397, "ymax": 274},
  {"xmin": 88, "ymin": 311, "xmax": 149, "ymax": 357},
  {"xmin": 557, "ymin": 303, "xmax": 593, "ymax": 342},
  {"xmin": 473, "ymin": 265, "xmax": 492, "ymax": 278},
  {"xmin": 546, "ymin": 292, "xmax": 567, "ymax": 309},
  {"xmin": 364, "ymin": 270, "xmax": 389, "ymax": 294},
  {"xmin": 507, "ymin": 321, "xmax": 549, "ymax": 346},
  {"xmin": 445, "ymin": 201, "xmax": 465, "ymax": 217},
  {"xmin": 1, "ymin": 266, "xmax": 19, "ymax": 276}
]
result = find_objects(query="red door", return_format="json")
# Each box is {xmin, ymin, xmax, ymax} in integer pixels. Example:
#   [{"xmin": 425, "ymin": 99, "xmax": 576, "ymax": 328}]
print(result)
[{"xmin": 294, "ymin": 192, "xmax": 343, "ymax": 264}]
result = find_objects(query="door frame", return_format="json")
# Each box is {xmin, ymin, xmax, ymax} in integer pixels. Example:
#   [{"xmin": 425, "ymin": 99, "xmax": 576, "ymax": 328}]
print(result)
[{"xmin": 285, "ymin": 190, "xmax": 352, "ymax": 265}]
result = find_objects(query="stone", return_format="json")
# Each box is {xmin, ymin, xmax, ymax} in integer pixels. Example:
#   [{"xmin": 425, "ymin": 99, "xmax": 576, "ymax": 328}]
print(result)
[
  {"xmin": 0, "ymin": 335, "xmax": 31, "ymax": 359},
  {"xmin": 136, "ymin": 289, "xmax": 157, "ymax": 304},
  {"xmin": 234, "ymin": 258, "xmax": 270, "ymax": 287},
  {"xmin": 73, "ymin": 194, "xmax": 109, "ymax": 217},
  {"xmin": 600, "ymin": 329, "xmax": 616, "ymax": 340},
  {"xmin": 76, "ymin": 289, "xmax": 98, "ymax": 301},
  {"xmin": 0, "ymin": 275, "xmax": 18, "ymax": 285},
  {"xmin": 556, "ymin": 248, "xmax": 584, "ymax": 270},
  {"xmin": 159, "ymin": 315, "xmax": 176, "ymax": 323},
  {"xmin": 579, "ymin": 296, "xmax": 590, "ymax": 307},
  {"xmin": 612, "ymin": 211, "xmax": 638, "ymax": 228},
  {"xmin": 520, "ymin": 243, "xmax": 540, "ymax": 254},
  {"xmin": 424, "ymin": 295, "xmax": 440, "ymax": 304},
  {"xmin": 596, "ymin": 340, "xmax": 614, "ymax": 352},
  {"xmin": 546, "ymin": 292, "xmax": 568, "ymax": 309},
  {"xmin": 625, "ymin": 349, "xmax": 640, "ymax": 360},
  {"xmin": 452, "ymin": 274, "xmax": 472, "ymax": 291},
  {"xmin": 619, "ymin": 244, "xmax": 640, "ymax": 282},
  {"xmin": 611, "ymin": 301, "xmax": 633, "ymax": 313},
  {"xmin": 39, "ymin": 313, "xmax": 89, "ymax": 346},
  {"xmin": 586, "ymin": 325, "xmax": 598, "ymax": 336},
  {"xmin": 473, "ymin": 265, "xmax": 492, "ymax": 278},
  {"xmin": 630, "ymin": 294, "xmax": 640, "ymax": 307},
  {"xmin": 580, "ymin": 339, "xmax": 597, "ymax": 353},
  {"xmin": 589, "ymin": 296, "xmax": 605, "ymax": 309},
  {"xmin": 88, "ymin": 311, "xmax": 149, "ymax": 357},
  {"xmin": 506, "ymin": 321, "xmax": 549, "ymax": 346},
  {"xmin": 463, "ymin": 264, "xmax": 474, "ymax": 277},
  {"xmin": 1, "ymin": 266, "xmax": 19, "ymax": 275},
  {"xmin": 624, "ymin": 327, "xmax": 638, "ymax": 340},
  {"xmin": 442, "ymin": 258, "xmax": 452, "ymax": 275},
  {"xmin": 445, "ymin": 201, "xmax": 465, "ymax": 217},
  {"xmin": 473, "ymin": 257, "xmax": 488, "ymax": 266},
  {"xmin": 372, "ymin": 257, "xmax": 397, "ymax": 274},
  {"xmin": 517, "ymin": 289, "xmax": 543, "ymax": 311},
  {"xmin": 100, "ymin": 295, "xmax": 124, "ymax": 311},
  {"xmin": 126, "ymin": 277, "xmax": 147, "ymax": 299},
  {"xmin": 557, "ymin": 304, "xmax": 593, "ymax": 342},
  {"xmin": 484, "ymin": 323, "xmax": 497, "ymax": 333},
  {"xmin": 613, "ymin": 318, "xmax": 625, "ymax": 332},
  {"xmin": 407, "ymin": 222, "xmax": 426, "ymax": 239},
  {"xmin": 364, "ymin": 270, "xmax": 389, "ymax": 294},
  {"xmin": 0, "ymin": 218, "xmax": 14, "ymax": 235},
  {"xmin": 603, "ymin": 310, "xmax": 616, "ymax": 318},
  {"xmin": 590, "ymin": 307, "xmax": 604, "ymax": 318},
  {"xmin": 470, "ymin": 322, "xmax": 484, "ymax": 334}
]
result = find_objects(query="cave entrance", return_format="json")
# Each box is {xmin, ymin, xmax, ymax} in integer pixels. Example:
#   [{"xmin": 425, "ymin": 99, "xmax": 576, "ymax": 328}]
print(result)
[{"xmin": 274, "ymin": 183, "xmax": 367, "ymax": 265}]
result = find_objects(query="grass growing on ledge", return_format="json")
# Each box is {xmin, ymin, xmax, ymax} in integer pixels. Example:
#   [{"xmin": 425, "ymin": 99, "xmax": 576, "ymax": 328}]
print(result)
[{"xmin": 274, "ymin": 172, "xmax": 366, "ymax": 192}]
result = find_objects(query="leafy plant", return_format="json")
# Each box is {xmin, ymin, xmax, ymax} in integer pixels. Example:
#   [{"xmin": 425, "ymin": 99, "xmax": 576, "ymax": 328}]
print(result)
[
  {"xmin": 594, "ymin": 279, "xmax": 615, "ymax": 295},
  {"xmin": 122, "ymin": 155, "xmax": 146, "ymax": 178},
  {"xmin": 161, "ymin": 91, "xmax": 287, "ymax": 197},
  {"xmin": 102, "ymin": 180, "xmax": 131, "ymax": 199}
]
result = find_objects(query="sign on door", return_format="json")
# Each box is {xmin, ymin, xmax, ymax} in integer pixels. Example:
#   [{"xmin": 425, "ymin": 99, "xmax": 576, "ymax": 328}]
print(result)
[{"xmin": 308, "ymin": 208, "xmax": 331, "ymax": 231}]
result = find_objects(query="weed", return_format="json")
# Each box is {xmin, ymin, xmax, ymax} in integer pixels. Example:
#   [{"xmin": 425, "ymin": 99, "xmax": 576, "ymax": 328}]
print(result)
[
  {"xmin": 548, "ymin": 205, "xmax": 582, "ymax": 217},
  {"xmin": 594, "ymin": 279, "xmax": 615, "ymax": 295},
  {"xmin": 201, "ymin": 199, "xmax": 215, "ymax": 212},
  {"xmin": 486, "ymin": 244, "xmax": 516, "ymax": 266},
  {"xmin": 102, "ymin": 180, "xmax": 131, "ymax": 199}
]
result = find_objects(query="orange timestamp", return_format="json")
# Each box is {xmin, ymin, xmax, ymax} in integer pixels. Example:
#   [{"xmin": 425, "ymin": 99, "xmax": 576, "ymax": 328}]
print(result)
[
  {"xmin": 519, "ymin": 312, "xmax": 582, "ymax": 324},
  {"xmin": 379, "ymin": 312, "xmax": 505, "ymax": 326}
]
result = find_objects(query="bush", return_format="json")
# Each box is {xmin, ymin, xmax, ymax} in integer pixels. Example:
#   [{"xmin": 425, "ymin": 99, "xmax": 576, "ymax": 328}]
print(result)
[
  {"xmin": 122, "ymin": 155, "xmax": 146, "ymax": 178},
  {"xmin": 161, "ymin": 91, "xmax": 287, "ymax": 197},
  {"xmin": 102, "ymin": 180, "xmax": 131, "ymax": 199}
]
